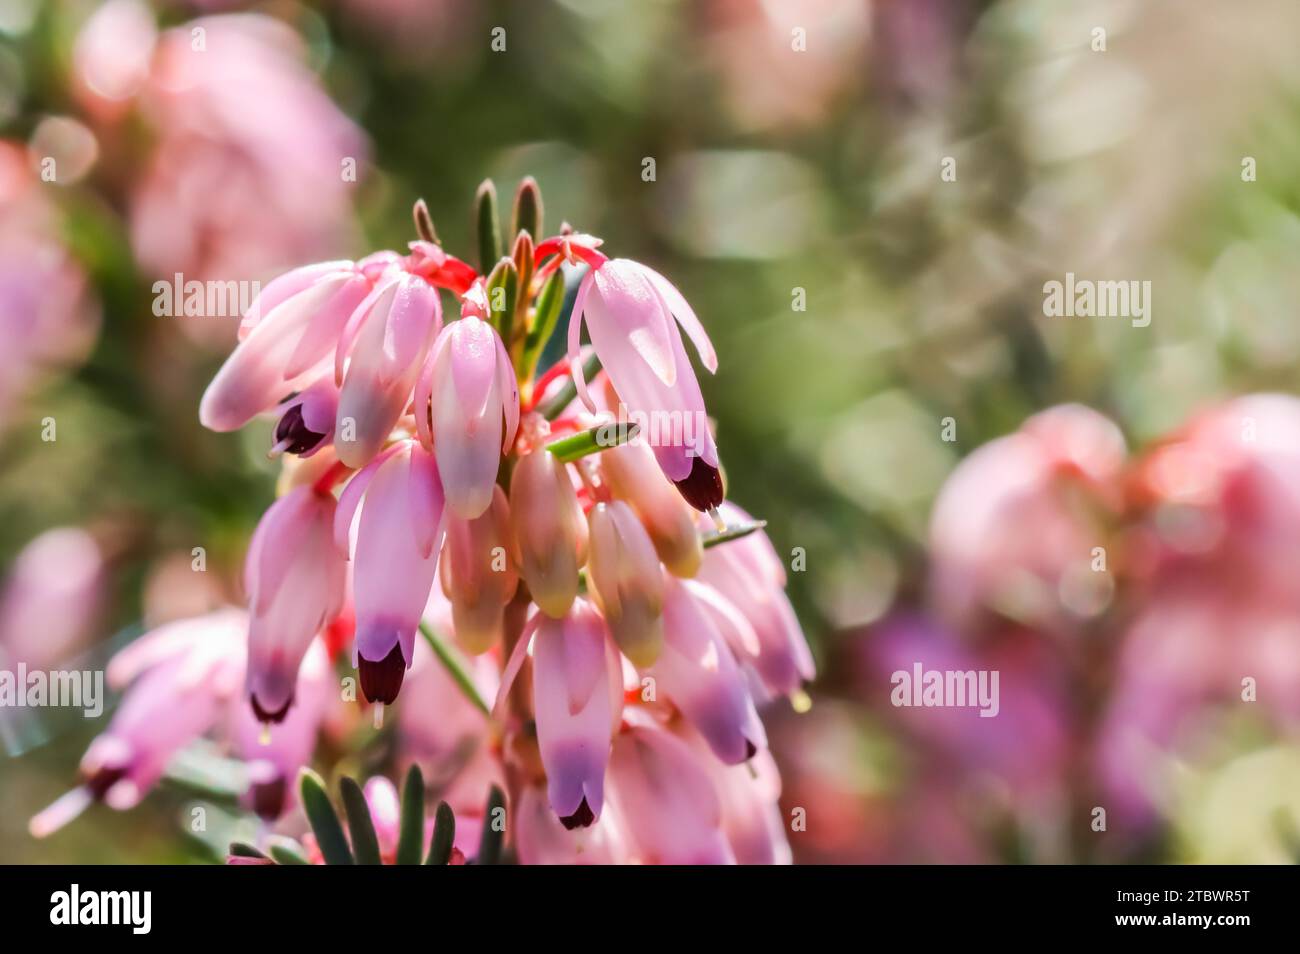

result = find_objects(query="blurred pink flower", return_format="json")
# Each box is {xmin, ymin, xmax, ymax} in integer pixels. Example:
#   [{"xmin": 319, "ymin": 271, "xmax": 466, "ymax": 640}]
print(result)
[
  {"xmin": 128, "ymin": 14, "xmax": 367, "ymax": 289},
  {"xmin": 929, "ymin": 404, "xmax": 1126, "ymax": 632},
  {"xmin": 0, "ymin": 144, "xmax": 100, "ymax": 430},
  {"xmin": 30, "ymin": 609, "xmax": 335, "ymax": 837},
  {"xmin": 0, "ymin": 527, "xmax": 105, "ymax": 672},
  {"xmin": 1098, "ymin": 394, "xmax": 1300, "ymax": 827}
]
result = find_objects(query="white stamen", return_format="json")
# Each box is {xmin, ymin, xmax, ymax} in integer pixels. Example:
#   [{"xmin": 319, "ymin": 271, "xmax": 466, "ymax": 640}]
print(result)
[{"xmin": 372, "ymin": 703, "xmax": 385, "ymax": 729}]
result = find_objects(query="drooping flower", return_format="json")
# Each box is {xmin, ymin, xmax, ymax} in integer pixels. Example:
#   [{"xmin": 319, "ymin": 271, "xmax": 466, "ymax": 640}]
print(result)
[
  {"xmin": 527, "ymin": 599, "xmax": 623, "ymax": 829},
  {"xmin": 199, "ymin": 257, "xmax": 379, "ymax": 432},
  {"xmin": 651, "ymin": 575, "xmax": 766, "ymax": 764},
  {"xmin": 585, "ymin": 500, "xmax": 665, "ymax": 667},
  {"xmin": 335, "ymin": 440, "xmax": 446, "ymax": 704},
  {"xmin": 696, "ymin": 502, "xmax": 815, "ymax": 698},
  {"xmin": 414, "ymin": 281, "xmax": 519, "ymax": 519},
  {"xmin": 30, "ymin": 610, "xmax": 246, "ymax": 837},
  {"xmin": 540, "ymin": 234, "xmax": 723, "ymax": 511},
  {"xmin": 232, "ymin": 637, "xmax": 336, "ymax": 819},
  {"xmin": 606, "ymin": 720, "xmax": 735, "ymax": 864},
  {"xmin": 244, "ymin": 485, "xmax": 347, "ymax": 723},
  {"xmin": 334, "ymin": 264, "xmax": 443, "ymax": 468},
  {"xmin": 508, "ymin": 448, "xmax": 587, "ymax": 618}
]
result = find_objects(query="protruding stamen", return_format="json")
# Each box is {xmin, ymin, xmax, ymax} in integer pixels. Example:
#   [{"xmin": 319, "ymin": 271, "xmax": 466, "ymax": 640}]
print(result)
[{"xmin": 372, "ymin": 703, "xmax": 385, "ymax": 729}]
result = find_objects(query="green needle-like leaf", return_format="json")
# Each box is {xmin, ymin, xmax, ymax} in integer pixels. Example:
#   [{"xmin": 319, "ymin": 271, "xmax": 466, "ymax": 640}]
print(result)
[
  {"xmin": 475, "ymin": 179, "xmax": 502, "ymax": 273},
  {"xmin": 426, "ymin": 801, "xmax": 456, "ymax": 865},
  {"xmin": 539, "ymin": 353, "xmax": 601, "ymax": 421},
  {"xmin": 485, "ymin": 257, "xmax": 519, "ymax": 345},
  {"xmin": 511, "ymin": 176, "xmax": 543, "ymax": 241},
  {"xmin": 269, "ymin": 842, "xmax": 310, "ymax": 866},
  {"xmin": 477, "ymin": 785, "xmax": 506, "ymax": 865},
  {"xmin": 546, "ymin": 422, "xmax": 640, "ymax": 463},
  {"xmin": 524, "ymin": 270, "xmax": 566, "ymax": 379},
  {"xmin": 229, "ymin": 841, "xmax": 269, "ymax": 860},
  {"xmin": 396, "ymin": 764, "xmax": 426, "ymax": 866},
  {"xmin": 418, "ymin": 620, "xmax": 491, "ymax": 716},
  {"xmin": 299, "ymin": 769, "xmax": 354, "ymax": 866},
  {"xmin": 340, "ymin": 776, "xmax": 383, "ymax": 866},
  {"xmin": 701, "ymin": 520, "xmax": 767, "ymax": 549}
]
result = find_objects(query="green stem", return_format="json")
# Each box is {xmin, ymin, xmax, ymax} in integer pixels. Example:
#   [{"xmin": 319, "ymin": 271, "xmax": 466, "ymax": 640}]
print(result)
[{"xmin": 419, "ymin": 620, "xmax": 492, "ymax": 717}]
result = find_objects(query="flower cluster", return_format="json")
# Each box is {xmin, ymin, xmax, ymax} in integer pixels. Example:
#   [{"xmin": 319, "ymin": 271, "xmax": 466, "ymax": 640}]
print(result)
[{"xmin": 38, "ymin": 180, "xmax": 812, "ymax": 864}]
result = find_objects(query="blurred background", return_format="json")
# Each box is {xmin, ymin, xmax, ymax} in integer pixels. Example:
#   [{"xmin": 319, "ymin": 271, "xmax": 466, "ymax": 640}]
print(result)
[{"xmin": 5, "ymin": 0, "xmax": 1300, "ymax": 863}]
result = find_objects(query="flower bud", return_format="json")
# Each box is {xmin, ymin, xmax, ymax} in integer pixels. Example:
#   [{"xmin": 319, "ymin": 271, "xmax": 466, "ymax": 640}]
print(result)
[
  {"xmin": 586, "ymin": 501, "xmax": 664, "ymax": 667},
  {"xmin": 600, "ymin": 440, "xmax": 702, "ymax": 577},
  {"xmin": 509, "ymin": 449, "xmax": 587, "ymax": 617},
  {"xmin": 440, "ymin": 485, "xmax": 518, "ymax": 653}
]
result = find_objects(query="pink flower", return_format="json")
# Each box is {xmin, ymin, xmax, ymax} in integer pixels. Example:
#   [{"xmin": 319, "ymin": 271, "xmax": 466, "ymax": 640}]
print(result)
[
  {"xmin": 0, "ymin": 144, "xmax": 100, "ymax": 430},
  {"xmin": 232, "ymin": 638, "xmax": 336, "ymax": 819},
  {"xmin": 199, "ymin": 258, "xmax": 378, "ymax": 433},
  {"xmin": 541, "ymin": 234, "xmax": 722, "ymax": 511},
  {"xmin": 607, "ymin": 721, "xmax": 735, "ymax": 864},
  {"xmin": 414, "ymin": 283, "xmax": 519, "ymax": 518},
  {"xmin": 651, "ymin": 575, "xmax": 766, "ymax": 764},
  {"xmin": 696, "ymin": 502, "xmax": 815, "ymax": 698},
  {"xmin": 513, "ymin": 783, "xmax": 631, "ymax": 864},
  {"xmin": 928, "ymin": 403, "xmax": 1126, "ymax": 632},
  {"xmin": 527, "ymin": 599, "xmax": 623, "ymax": 829},
  {"xmin": 128, "ymin": 15, "xmax": 367, "ymax": 287},
  {"xmin": 0, "ymin": 527, "xmax": 104, "ymax": 673},
  {"xmin": 689, "ymin": 729, "xmax": 791, "ymax": 864},
  {"xmin": 30, "ymin": 610, "xmax": 246, "ymax": 837},
  {"xmin": 244, "ymin": 486, "xmax": 347, "ymax": 723},
  {"xmin": 334, "ymin": 264, "xmax": 444, "ymax": 467},
  {"xmin": 335, "ymin": 440, "xmax": 446, "ymax": 703}
]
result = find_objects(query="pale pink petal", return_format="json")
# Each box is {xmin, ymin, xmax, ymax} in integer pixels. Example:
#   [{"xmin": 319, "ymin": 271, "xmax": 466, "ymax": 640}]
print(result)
[{"xmin": 640, "ymin": 263, "xmax": 717, "ymax": 374}]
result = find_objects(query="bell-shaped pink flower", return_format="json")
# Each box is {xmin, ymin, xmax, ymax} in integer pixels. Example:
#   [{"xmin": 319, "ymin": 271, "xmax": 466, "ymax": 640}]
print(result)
[
  {"xmin": 200, "ymin": 258, "xmax": 375, "ymax": 432},
  {"xmin": 439, "ymin": 485, "xmax": 518, "ymax": 654},
  {"xmin": 529, "ymin": 598, "xmax": 623, "ymax": 829},
  {"xmin": 268, "ymin": 375, "xmax": 338, "ymax": 458},
  {"xmin": 334, "ymin": 265, "xmax": 443, "ymax": 468},
  {"xmin": 586, "ymin": 500, "xmax": 665, "ymax": 667},
  {"xmin": 244, "ymin": 485, "xmax": 347, "ymax": 723},
  {"xmin": 697, "ymin": 502, "xmax": 815, "ymax": 698},
  {"xmin": 232, "ymin": 636, "xmax": 335, "ymax": 819},
  {"xmin": 335, "ymin": 440, "xmax": 446, "ymax": 703},
  {"xmin": 414, "ymin": 287, "xmax": 519, "ymax": 519},
  {"xmin": 508, "ymin": 448, "xmax": 587, "ymax": 618},
  {"xmin": 30, "ymin": 609, "xmax": 246, "ymax": 837},
  {"xmin": 553, "ymin": 239, "xmax": 722, "ymax": 511},
  {"xmin": 514, "ymin": 783, "xmax": 631, "ymax": 864},
  {"xmin": 607, "ymin": 721, "xmax": 735, "ymax": 864},
  {"xmin": 599, "ymin": 439, "xmax": 703, "ymax": 577},
  {"xmin": 692, "ymin": 731, "xmax": 792, "ymax": 864},
  {"xmin": 652, "ymin": 575, "xmax": 766, "ymax": 764}
]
